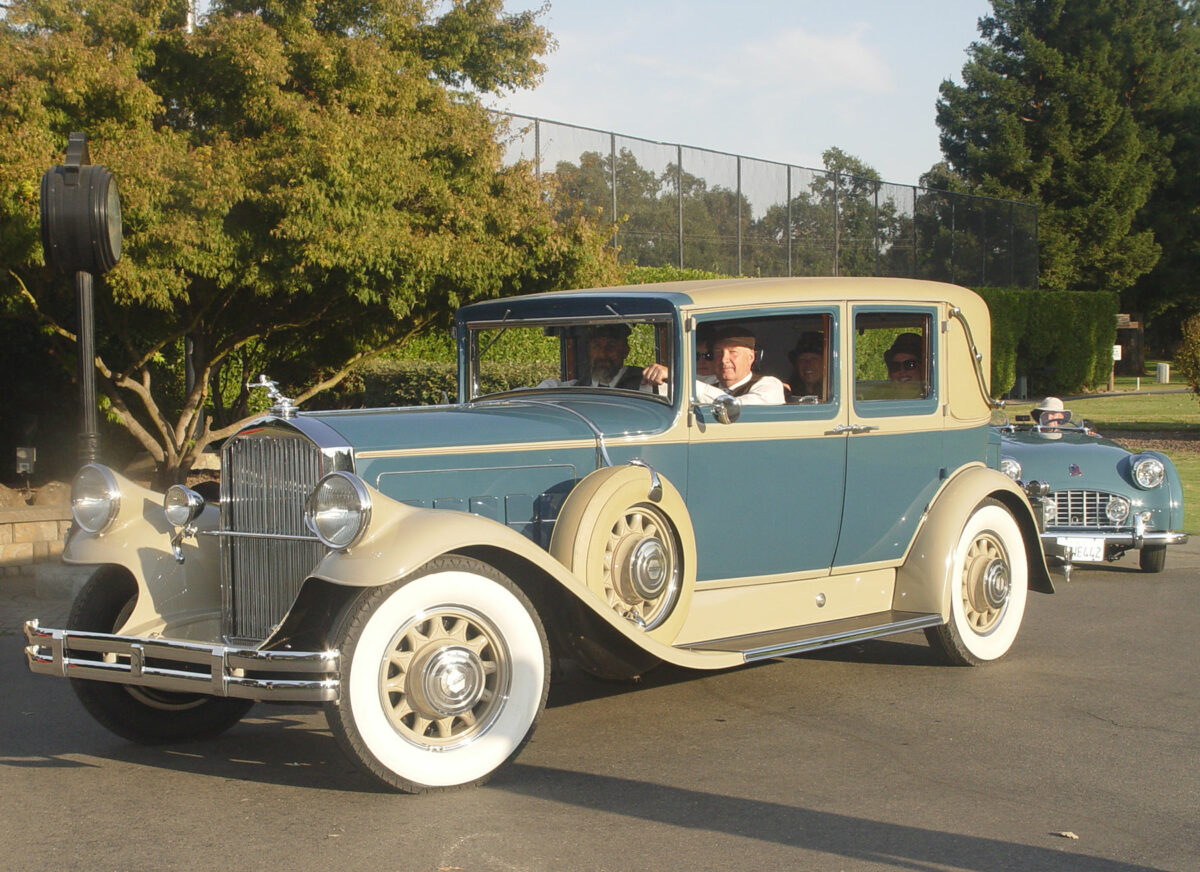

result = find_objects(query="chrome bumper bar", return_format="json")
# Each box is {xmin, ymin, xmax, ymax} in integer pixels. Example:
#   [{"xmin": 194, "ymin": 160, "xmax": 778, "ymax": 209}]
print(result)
[
  {"xmin": 24, "ymin": 620, "xmax": 339, "ymax": 703},
  {"xmin": 1041, "ymin": 530, "xmax": 1188, "ymax": 551}
]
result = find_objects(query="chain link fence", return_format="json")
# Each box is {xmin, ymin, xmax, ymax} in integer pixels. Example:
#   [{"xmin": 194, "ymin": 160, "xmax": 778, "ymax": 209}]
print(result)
[{"xmin": 496, "ymin": 113, "xmax": 1038, "ymax": 289}]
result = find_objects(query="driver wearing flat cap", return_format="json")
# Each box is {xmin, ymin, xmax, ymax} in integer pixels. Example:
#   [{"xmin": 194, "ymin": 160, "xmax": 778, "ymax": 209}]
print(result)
[{"xmin": 642, "ymin": 325, "xmax": 785, "ymax": 405}]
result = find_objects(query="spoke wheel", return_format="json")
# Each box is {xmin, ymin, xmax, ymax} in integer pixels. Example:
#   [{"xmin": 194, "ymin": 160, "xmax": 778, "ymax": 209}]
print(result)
[
  {"xmin": 926, "ymin": 500, "xmax": 1029, "ymax": 666},
  {"xmin": 68, "ymin": 567, "xmax": 252, "ymax": 743},
  {"xmin": 602, "ymin": 503, "xmax": 681, "ymax": 631},
  {"xmin": 326, "ymin": 555, "xmax": 549, "ymax": 793},
  {"xmin": 379, "ymin": 607, "xmax": 510, "ymax": 750}
]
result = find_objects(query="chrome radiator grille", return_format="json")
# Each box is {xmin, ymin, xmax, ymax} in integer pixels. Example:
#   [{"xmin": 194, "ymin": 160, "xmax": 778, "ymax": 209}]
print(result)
[
  {"xmin": 1049, "ymin": 490, "xmax": 1123, "ymax": 529},
  {"xmin": 221, "ymin": 427, "xmax": 329, "ymax": 641}
]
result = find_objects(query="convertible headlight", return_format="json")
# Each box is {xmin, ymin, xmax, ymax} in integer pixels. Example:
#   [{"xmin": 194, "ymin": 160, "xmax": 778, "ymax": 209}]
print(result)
[
  {"xmin": 1132, "ymin": 455, "xmax": 1165, "ymax": 489},
  {"xmin": 306, "ymin": 471, "xmax": 372, "ymax": 550},
  {"xmin": 1106, "ymin": 495, "xmax": 1131, "ymax": 524},
  {"xmin": 163, "ymin": 484, "xmax": 205, "ymax": 527},
  {"xmin": 1000, "ymin": 457, "xmax": 1022, "ymax": 480},
  {"xmin": 71, "ymin": 464, "xmax": 121, "ymax": 534}
]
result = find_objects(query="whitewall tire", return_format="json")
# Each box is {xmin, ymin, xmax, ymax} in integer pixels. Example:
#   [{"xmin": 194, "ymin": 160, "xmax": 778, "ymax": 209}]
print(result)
[
  {"xmin": 326, "ymin": 555, "xmax": 549, "ymax": 793},
  {"xmin": 926, "ymin": 500, "xmax": 1029, "ymax": 666}
]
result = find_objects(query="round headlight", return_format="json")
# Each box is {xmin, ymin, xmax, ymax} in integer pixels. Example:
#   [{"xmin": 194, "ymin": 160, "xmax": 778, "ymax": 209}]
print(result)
[
  {"xmin": 1000, "ymin": 457, "xmax": 1022, "ymax": 480},
  {"xmin": 1106, "ymin": 495, "xmax": 1131, "ymax": 524},
  {"xmin": 1132, "ymin": 455, "xmax": 1165, "ymax": 489},
  {"xmin": 164, "ymin": 485, "xmax": 206, "ymax": 528},
  {"xmin": 71, "ymin": 464, "xmax": 121, "ymax": 534},
  {"xmin": 306, "ymin": 472, "xmax": 372, "ymax": 550}
]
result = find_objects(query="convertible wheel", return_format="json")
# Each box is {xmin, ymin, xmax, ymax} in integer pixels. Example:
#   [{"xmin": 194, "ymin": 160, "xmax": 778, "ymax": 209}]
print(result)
[
  {"xmin": 926, "ymin": 500, "xmax": 1029, "ymax": 666},
  {"xmin": 1139, "ymin": 544, "xmax": 1166, "ymax": 573},
  {"xmin": 325, "ymin": 555, "xmax": 549, "ymax": 793},
  {"xmin": 68, "ymin": 568, "xmax": 253, "ymax": 744}
]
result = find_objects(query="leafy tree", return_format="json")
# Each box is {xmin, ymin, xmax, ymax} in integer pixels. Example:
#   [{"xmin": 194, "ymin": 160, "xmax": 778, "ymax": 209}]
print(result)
[
  {"xmin": 0, "ymin": 0, "xmax": 620, "ymax": 483},
  {"xmin": 936, "ymin": 0, "xmax": 1196, "ymax": 295}
]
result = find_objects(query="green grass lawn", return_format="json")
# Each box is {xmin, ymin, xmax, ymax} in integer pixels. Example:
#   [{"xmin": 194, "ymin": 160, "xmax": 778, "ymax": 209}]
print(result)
[{"xmin": 1000, "ymin": 381, "xmax": 1199, "ymax": 533}]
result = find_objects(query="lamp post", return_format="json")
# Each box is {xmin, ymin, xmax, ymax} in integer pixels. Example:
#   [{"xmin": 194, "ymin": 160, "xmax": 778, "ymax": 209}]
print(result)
[{"xmin": 39, "ymin": 132, "xmax": 123, "ymax": 466}]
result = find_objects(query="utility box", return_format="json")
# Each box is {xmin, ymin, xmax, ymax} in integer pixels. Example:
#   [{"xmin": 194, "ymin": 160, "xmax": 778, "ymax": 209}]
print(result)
[{"xmin": 1156, "ymin": 362, "xmax": 1170, "ymax": 384}]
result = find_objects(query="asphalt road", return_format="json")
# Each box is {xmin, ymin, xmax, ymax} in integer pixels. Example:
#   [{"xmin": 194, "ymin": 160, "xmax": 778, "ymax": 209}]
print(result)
[{"xmin": 2, "ymin": 545, "xmax": 1197, "ymax": 872}]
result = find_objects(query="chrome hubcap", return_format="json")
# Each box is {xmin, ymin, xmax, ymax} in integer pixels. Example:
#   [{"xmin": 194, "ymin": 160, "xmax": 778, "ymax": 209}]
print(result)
[
  {"xmin": 379, "ymin": 607, "xmax": 510, "ymax": 749},
  {"xmin": 962, "ymin": 532, "xmax": 1010, "ymax": 633},
  {"xmin": 604, "ymin": 504, "xmax": 681, "ymax": 631}
]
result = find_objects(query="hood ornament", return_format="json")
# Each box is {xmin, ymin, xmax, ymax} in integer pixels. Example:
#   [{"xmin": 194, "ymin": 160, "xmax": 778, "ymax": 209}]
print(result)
[{"xmin": 249, "ymin": 374, "xmax": 297, "ymax": 419}]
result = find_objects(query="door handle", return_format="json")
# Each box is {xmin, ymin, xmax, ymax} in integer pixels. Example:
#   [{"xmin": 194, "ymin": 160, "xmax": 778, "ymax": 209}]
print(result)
[{"xmin": 830, "ymin": 424, "xmax": 880, "ymax": 434}]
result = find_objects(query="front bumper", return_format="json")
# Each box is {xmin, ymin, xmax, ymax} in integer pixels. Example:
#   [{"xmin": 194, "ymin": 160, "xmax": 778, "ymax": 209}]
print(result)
[
  {"xmin": 24, "ymin": 621, "xmax": 340, "ymax": 703},
  {"xmin": 1040, "ymin": 529, "xmax": 1188, "ymax": 562}
]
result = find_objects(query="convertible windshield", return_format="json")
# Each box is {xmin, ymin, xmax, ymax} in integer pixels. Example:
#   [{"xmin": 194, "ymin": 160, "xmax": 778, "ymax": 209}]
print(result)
[{"xmin": 466, "ymin": 317, "xmax": 674, "ymax": 402}]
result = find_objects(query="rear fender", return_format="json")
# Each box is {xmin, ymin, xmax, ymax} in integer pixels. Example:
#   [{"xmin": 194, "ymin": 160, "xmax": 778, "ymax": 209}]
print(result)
[{"xmin": 894, "ymin": 464, "xmax": 1053, "ymax": 620}]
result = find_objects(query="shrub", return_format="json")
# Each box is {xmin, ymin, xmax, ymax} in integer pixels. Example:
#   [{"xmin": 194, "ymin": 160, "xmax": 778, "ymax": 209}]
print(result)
[{"xmin": 1176, "ymin": 314, "xmax": 1200, "ymax": 404}]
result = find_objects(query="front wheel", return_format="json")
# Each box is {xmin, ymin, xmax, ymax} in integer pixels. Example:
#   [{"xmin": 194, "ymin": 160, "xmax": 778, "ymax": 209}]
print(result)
[
  {"xmin": 325, "ymin": 555, "xmax": 549, "ymax": 793},
  {"xmin": 1139, "ymin": 544, "xmax": 1167, "ymax": 573},
  {"xmin": 68, "ymin": 568, "xmax": 253, "ymax": 744},
  {"xmin": 925, "ymin": 500, "xmax": 1029, "ymax": 666}
]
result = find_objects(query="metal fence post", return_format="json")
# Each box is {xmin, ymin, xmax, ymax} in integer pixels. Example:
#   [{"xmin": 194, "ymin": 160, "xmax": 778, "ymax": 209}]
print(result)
[
  {"xmin": 677, "ymin": 145, "xmax": 684, "ymax": 269},
  {"xmin": 737, "ymin": 156, "xmax": 743, "ymax": 276},
  {"xmin": 786, "ymin": 165, "xmax": 793, "ymax": 277},
  {"xmin": 832, "ymin": 173, "xmax": 840, "ymax": 277}
]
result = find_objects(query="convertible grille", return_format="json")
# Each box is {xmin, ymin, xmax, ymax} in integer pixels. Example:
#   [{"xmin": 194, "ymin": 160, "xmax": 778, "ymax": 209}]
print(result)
[
  {"xmin": 1048, "ymin": 490, "xmax": 1124, "ymax": 529},
  {"xmin": 221, "ymin": 428, "xmax": 329, "ymax": 641}
]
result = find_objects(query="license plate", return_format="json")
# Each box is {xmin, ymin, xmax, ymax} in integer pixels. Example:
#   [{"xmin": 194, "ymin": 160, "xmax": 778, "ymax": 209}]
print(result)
[{"xmin": 1056, "ymin": 537, "xmax": 1105, "ymax": 563}]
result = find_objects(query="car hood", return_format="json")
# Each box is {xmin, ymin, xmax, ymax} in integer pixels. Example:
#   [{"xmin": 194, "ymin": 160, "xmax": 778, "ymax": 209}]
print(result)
[
  {"xmin": 302, "ymin": 393, "xmax": 677, "ymax": 454},
  {"xmin": 996, "ymin": 428, "xmax": 1136, "ymax": 487}
]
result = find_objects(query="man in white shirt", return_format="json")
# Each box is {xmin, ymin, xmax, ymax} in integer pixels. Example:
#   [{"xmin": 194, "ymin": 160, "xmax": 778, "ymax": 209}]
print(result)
[{"xmin": 642, "ymin": 326, "xmax": 785, "ymax": 405}]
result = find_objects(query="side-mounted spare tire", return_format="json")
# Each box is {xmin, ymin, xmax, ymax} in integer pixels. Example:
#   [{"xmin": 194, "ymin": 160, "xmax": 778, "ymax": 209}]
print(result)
[{"xmin": 549, "ymin": 464, "xmax": 697, "ymax": 679}]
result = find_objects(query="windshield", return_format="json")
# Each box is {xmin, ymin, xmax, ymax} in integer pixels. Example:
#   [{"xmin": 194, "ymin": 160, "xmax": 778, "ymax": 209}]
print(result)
[{"xmin": 465, "ymin": 316, "xmax": 675, "ymax": 403}]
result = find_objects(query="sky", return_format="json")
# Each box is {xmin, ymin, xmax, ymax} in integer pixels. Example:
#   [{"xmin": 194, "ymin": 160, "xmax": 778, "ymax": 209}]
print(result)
[{"xmin": 487, "ymin": 0, "xmax": 995, "ymax": 185}]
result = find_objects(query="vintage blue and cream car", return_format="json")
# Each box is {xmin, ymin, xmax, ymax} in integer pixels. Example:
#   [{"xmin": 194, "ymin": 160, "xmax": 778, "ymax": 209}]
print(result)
[
  {"xmin": 995, "ymin": 409, "xmax": 1187, "ymax": 578},
  {"xmin": 26, "ymin": 277, "xmax": 1053, "ymax": 793}
]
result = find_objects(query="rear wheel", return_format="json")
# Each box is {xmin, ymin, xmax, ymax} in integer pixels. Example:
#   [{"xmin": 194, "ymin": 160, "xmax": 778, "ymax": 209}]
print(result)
[
  {"xmin": 926, "ymin": 500, "xmax": 1029, "ymax": 666},
  {"xmin": 325, "ymin": 555, "xmax": 549, "ymax": 793},
  {"xmin": 68, "ymin": 568, "xmax": 253, "ymax": 744},
  {"xmin": 1139, "ymin": 544, "xmax": 1167, "ymax": 573}
]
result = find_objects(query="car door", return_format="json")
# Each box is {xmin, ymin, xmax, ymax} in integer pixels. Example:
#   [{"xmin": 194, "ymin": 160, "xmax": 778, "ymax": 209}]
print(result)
[
  {"xmin": 685, "ymin": 307, "xmax": 848, "ymax": 582},
  {"xmin": 833, "ymin": 304, "xmax": 944, "ymax": 568}
]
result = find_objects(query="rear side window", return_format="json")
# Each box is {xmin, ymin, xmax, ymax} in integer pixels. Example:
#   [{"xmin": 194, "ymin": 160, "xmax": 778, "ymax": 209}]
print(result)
[{"xmin": 853, "ymin": 311, "xmax": 935, "ymax": 409}]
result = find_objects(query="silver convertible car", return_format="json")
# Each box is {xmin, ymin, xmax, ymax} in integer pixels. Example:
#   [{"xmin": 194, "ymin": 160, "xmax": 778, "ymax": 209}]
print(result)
[
  {"xmin": 26, "ymin": 277, "xmax": 1053, "ymax": 792},
  {"xmin": 995, "ymin": 405, "xmax": 1187, "ymax": 578}
]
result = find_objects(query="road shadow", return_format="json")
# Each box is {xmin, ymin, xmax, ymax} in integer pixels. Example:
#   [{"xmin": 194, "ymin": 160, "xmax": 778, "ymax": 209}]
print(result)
[{"xmin": 496, "ymin": 763, "xmax": 1171, "ymax": 872}]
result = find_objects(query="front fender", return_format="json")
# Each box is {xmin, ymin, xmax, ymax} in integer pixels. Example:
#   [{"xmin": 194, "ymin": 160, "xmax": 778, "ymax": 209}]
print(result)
[
  {"xmin": 308, "ymin": 485, "xmax": 741, "ymax": 671},
  {"xmin": 61, "ymin": 468, "xmax": 224, "ymax": 641},
  {"xmin": 894, "ymin": 464, "xmax": 1053, "ymax": 620}
]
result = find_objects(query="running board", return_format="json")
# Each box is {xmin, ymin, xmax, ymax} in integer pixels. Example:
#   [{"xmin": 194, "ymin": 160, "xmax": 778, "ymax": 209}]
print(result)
[{"xmin": 680, "ymin": 610, "xmax": 944, "ymax": 663}]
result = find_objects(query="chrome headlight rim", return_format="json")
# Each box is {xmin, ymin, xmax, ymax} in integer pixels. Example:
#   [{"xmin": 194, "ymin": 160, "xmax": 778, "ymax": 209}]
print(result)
[
  {"xmin": 1131, "ymin": 455, "xmax": 1165, "ymax": 490},
  {"xmin": 1106, "ymin": 495, "xmax": 1131, "ymax": 524},
  {"xmin": 71, "ymin": 463, "xmax": 121, "ymax": 535},
  {"xmin": 163, "ymin": 484, "xmax": 206, "ymax": 528},
  {"xmin": 999, "ymin": 457, "xmax": 1022, "ymax": 481},
  {"xmin": 305, "ymin": 471, "xmax": 372, "ymax": 551}
]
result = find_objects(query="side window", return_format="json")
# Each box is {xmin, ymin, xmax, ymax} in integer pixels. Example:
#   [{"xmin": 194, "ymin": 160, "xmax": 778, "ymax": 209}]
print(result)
[
  {"xmin": 854, "ymin": 312, "xmax": 933, "ymax": 403},
  {"xmin": 691, "ymin": 312, "xmax": 836, "ymax": 408}
]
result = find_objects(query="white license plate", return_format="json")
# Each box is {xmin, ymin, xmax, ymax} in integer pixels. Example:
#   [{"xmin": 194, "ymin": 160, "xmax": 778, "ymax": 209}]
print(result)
[{"xmin": 1056, "ymin": 537, "xmax": 1105, "ymax": 563}]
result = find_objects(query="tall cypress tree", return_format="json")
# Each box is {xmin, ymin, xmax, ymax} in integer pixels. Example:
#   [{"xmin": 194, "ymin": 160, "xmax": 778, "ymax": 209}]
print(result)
[{"xmin": 936, "ymin": 0, "xmax": 1194, "ymax": 298}]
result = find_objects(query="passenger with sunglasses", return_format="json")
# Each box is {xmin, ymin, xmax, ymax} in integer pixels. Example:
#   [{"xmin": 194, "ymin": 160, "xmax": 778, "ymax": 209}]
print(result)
[{"xmin": 885, "ymin": 332, "xmax": 923, "ymax": 383}]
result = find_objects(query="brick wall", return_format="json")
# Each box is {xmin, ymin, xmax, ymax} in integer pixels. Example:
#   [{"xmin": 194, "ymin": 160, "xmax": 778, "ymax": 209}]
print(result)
[{"xmin": 0, "ymin": 506, "xmax": 72, "ymax": 576}]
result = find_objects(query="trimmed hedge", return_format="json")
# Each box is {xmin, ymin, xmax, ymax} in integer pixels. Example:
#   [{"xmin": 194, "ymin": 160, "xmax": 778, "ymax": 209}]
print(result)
[
  {"xmin": 309, "ymin": 358, "xmax": 555, "ymax": 409},
  {"xmin": 975, "ymin": 287, "xmax": 1118, "ymax": 397}
]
